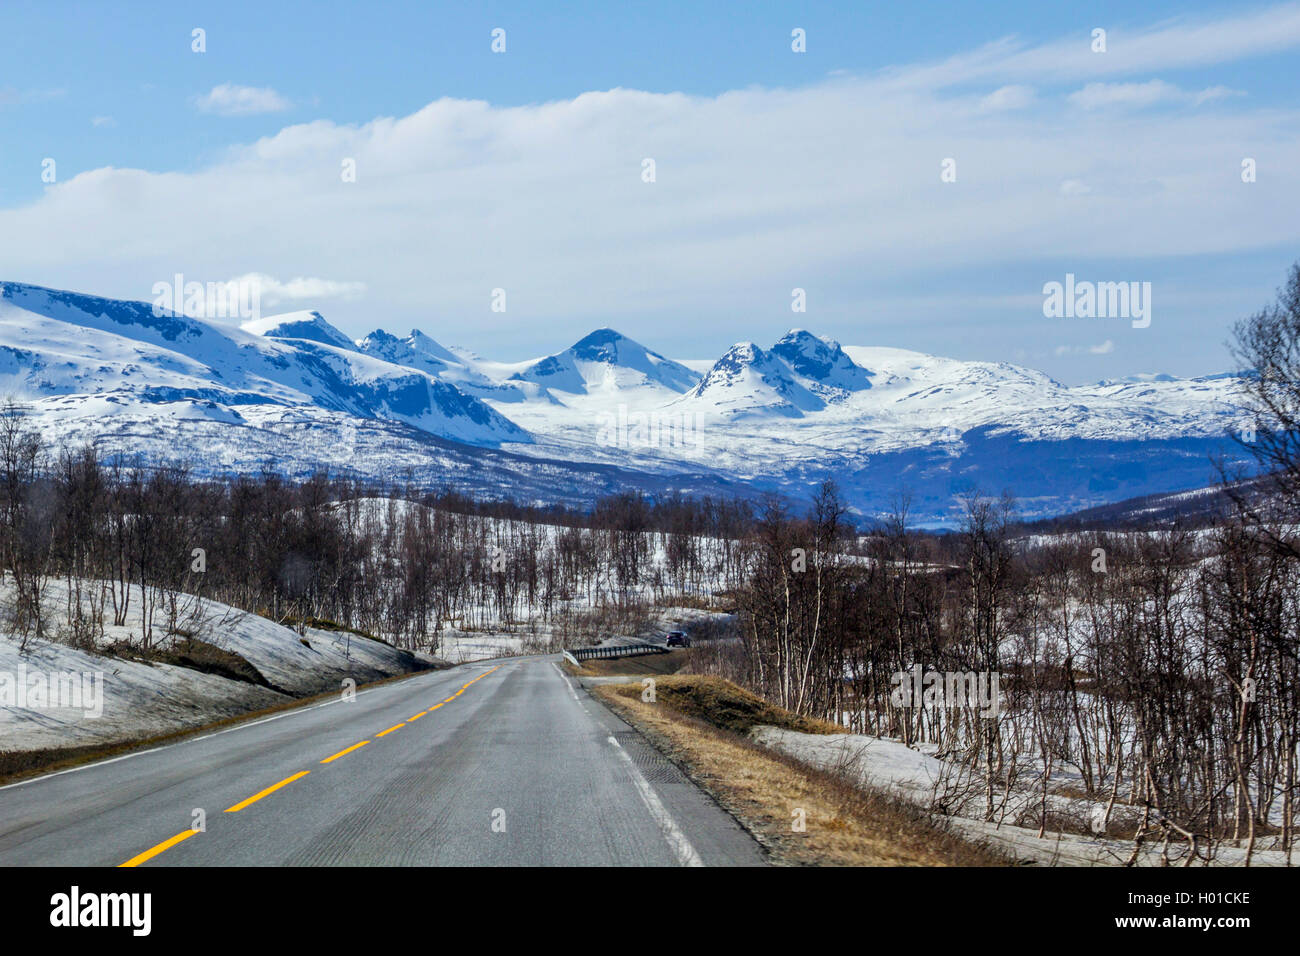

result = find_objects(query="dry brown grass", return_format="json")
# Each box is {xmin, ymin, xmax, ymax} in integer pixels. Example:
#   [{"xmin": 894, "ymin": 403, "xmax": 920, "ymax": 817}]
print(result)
[
  {"xmin": 593, "ymin": 676, "xmax": 1010, "ymax": 867},
  {"xmin": 609, "ymin": 673, "xmax": 843, "ymax": 735},
  {"xmin": 657, "ymin": 593, "xmax": 738, "ymax": 612},
  {"xmin": 106, "ymin": 637, "xmax": 274, "ymax": 689}
]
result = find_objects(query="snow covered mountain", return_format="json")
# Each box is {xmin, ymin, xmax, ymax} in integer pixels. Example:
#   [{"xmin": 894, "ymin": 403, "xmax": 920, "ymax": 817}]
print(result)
[
  {"xmin": 0, "ymin": 282, "xmax": 527, "ymax": 451},
  {"xmin": 771, "ymin": 329, "xmax": 874, "ymax": 395},
  {"xmin": 240, "ymin": 310, "xmax": 358, "ymax": 351},
  {"xmin": 683, "ymin": 341, "xmax": 826, "ymax": 417},
  {"xmin": 681, "ymin": 330, "xmax": 873, "ymax": 418},
  {"xmin": 355, "ymin": 328, "xmax": 527, "ymax": 403},
  {"xmin": 0, "ymin": 280, "xmax": 1256, "ymax": 522},
  {"xmin": 471, "ymin": 332, "xmax": 1248, "ymax": 522},
  {"xmin": 508, "ymin": 328, "xmax": 700, "ymax": 395}
]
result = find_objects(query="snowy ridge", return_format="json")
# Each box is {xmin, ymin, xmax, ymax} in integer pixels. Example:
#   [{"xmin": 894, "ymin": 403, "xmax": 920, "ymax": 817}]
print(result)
[
  {"xmin": 509, "ymin": 328, "xmax": 701, "ymax": 395},
  {"xmin": 0, "ymin": 281, "xmax": 527, "ymax": 447},
  {"xmin": 356, "ymin": 328, "xmax": 528, "ymax": 403},
  {"xmin": 682, "ymin": 339, "xmax": 836, "ymax": 418},
  {"xmin": 0, "ymin": 280, "xmax": 1256, "ymax": 520},
  {"xmin": 240, "ymin": 310, "xmax": 357, "ymax": 351}
]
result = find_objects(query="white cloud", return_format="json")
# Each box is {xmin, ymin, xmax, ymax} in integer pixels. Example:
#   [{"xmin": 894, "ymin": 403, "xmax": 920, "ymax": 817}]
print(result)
[
  {"xmin": 2, "ymin": 6, "xmax": 1298, "ymax": 352},
  {"xmin": 1192, "ymin": 85, "xmax": 1242, "ymax": 105},
  {"xmin": 1068, "ymin": 79, "xmax": 1243, "ymax": 110},
  {"xmin": 229, "ymin": 272, "xmax": 365, "ymax": 306},
  {"xmin": 979, "ymin": 84, "xmax": 1034, "ymax": 111},
  {"xmin": 194, "ymin": 84, "xmax": 291, "ymax": 116},
  {"xmin": 888, "ymin": 2, "xmax": 1300, "ymax": 89},
  {"xmin": 1069, "ymin": 80, "xmax": 1180, "ymax": 109},
  {"xmin": 1055, "ymin": 340, "xmax": 1115, "ymax": 357},
  {"xmin": 91, "ymin": 116, "xmax": 116, "ymax": 128}
]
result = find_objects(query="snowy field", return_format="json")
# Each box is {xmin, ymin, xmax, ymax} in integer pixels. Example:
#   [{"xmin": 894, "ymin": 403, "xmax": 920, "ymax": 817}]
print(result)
[
  {"xmin": 0, "ymin": 539, "xmax": 724, "ymax": 750},
  {"xmin": 751, "ymin": 725, "xmax": 1291, "ymax": 866}
]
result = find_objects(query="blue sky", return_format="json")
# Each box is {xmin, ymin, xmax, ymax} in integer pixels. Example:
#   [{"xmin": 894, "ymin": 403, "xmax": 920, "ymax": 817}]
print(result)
[{"xmin": 2, "ymin": 0, "xmax": 1298, "ymax": 382}]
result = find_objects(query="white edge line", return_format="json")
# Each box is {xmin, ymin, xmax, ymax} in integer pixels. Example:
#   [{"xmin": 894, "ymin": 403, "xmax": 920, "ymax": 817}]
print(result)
[
  {"xmin": 607, "ymin": 735, "xmax": 704, "ymax": 867},
  {"xmin": 551, "ymin": 660, "xmax": 581, "ymax": 702}
]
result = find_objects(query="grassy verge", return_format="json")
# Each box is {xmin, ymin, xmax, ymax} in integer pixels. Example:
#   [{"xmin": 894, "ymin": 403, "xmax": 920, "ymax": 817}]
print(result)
[
  {"xmin": 567, "ymin": 651, "xmax": 696, "ymax": 678},
  {"xmin": 105, "ymin": 637, "xmax": 275, "ymax": 689},
  {"xmin": 592, "ymin": 675, "xmax": 1009, "ymax": 867}
]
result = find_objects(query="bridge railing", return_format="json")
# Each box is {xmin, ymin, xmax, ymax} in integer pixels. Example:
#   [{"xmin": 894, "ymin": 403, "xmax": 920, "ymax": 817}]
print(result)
[{"xmin": 566, "ymin": 641, "xmax": 668, "ymax": 662}]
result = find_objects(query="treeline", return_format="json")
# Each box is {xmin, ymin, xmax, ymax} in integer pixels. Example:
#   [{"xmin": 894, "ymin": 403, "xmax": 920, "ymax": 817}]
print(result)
[
  {"xmin": 0, "ymin": 403, "xmax": 752, "ymax": 655},
  {"xmin": 709, "ymin": 262, "xmax": 1300, "ymax": 864},
  {"xmin": 712, "ymin": 481, "xmax": 1298, "ymax": 862}
]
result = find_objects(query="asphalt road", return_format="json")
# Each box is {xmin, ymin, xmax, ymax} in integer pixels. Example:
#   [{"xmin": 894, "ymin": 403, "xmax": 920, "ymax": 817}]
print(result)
[{"xmin": 0, "ymin": 655, "xmax": 765, "ymax": 866}]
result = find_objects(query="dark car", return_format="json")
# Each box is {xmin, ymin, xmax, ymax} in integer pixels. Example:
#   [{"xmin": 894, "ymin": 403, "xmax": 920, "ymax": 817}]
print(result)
[{"xmin": 665, "ymin": 630, "xmax": 690, "ymax": 647}]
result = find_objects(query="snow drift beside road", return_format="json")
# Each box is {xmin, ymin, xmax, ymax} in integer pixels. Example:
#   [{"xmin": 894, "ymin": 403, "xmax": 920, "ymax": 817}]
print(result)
[{"xmin": 0, "ymin": 577, "xmax": 437, "ymax": 752}]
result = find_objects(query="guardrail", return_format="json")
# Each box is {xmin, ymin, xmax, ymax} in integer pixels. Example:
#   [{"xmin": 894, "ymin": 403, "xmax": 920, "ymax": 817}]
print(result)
[{"xmin": 566, "ymin": 641, "xmax": 668, "ymax": 662}]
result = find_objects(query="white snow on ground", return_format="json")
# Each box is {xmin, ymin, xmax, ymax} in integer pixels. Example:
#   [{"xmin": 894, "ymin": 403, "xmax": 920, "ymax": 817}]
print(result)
[
  {"xmin": 0, "ymin": 543, "xmax": 714, "ymax": 750},
  {"xmin": 434, "ymin": 604, "xmax": 733, "ymax": 663},
  {"xmin": 436, "ymin": 630, "xmax": 524, "ymax": 664},
  {"xmin": 434, "ymin": 608, "xmax": 731, "ymax": 663},
  {"xmin": 0, "ymin": 638, "xmax": 284, "ymax": 751},
  {"xmin": 749, "ymin": 725, "xmax": 1292, "ymax": 866},
  {"xmin": 0, "ymin": 577, "xmax": 439, "ymax": 752},
  {"xmin": 346, "ymin": 496, "xmax": 741, "ymax": 599}
]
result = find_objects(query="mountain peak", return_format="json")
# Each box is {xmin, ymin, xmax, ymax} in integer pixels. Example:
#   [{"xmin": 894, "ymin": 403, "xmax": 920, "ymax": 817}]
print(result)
[
  {"xmin": 0, "ymin": 281, "xmax": 528, "ymax": 448},
  {"xmin": 683, "ymin": 340, "xmax": 820, "ymax": 418},
  {"xmin": 510, "ymin": 328, "xmax": 699, "ymax": 394},
  {"xmin": 358, "ymin": 327, "xmax": 457, "ymax": 369},
  {"xmin": 569, "ymin": 328, "xmax": 632, "ymax": 363},
  {"xmin": 718, "ymin": 341, "xmax": 766, "ymax": 365},
  {"xmin": 771, "ymin": 328, "xmax": 872, "ymax": 391},
  {"xmin": 242, "ymin": 311, "xmax": 356, "ymax": 351},
  {"xmin": 359, "ymin": 328, "xmax": 400, "ymax": 346}
]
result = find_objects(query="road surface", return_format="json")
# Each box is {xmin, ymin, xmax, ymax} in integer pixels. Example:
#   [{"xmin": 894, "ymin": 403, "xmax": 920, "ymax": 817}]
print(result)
[{"xmin": 0, "ymin": 655, "xmax": 764, "ymax": 866}]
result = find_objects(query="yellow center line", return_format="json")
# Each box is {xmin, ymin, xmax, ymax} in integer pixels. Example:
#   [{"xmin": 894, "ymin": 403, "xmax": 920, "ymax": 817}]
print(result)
[
  {"xmin": 321, "ymin": 740, "xmax": 369, "ymax": 764},
  {"xmin": 117, "ymin": 666, "xmax": 507, "ymax": 869},
  {"xmin": 438, "ymin": 666, "xmax": 501, "ymax": 705},
  {"xmin": 118, "ymin": 829, "xmax": 198, "ymax": 868},
  {"xmin": 225, "ymin": 770, "xmax": 310, "ymax": 813}
]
